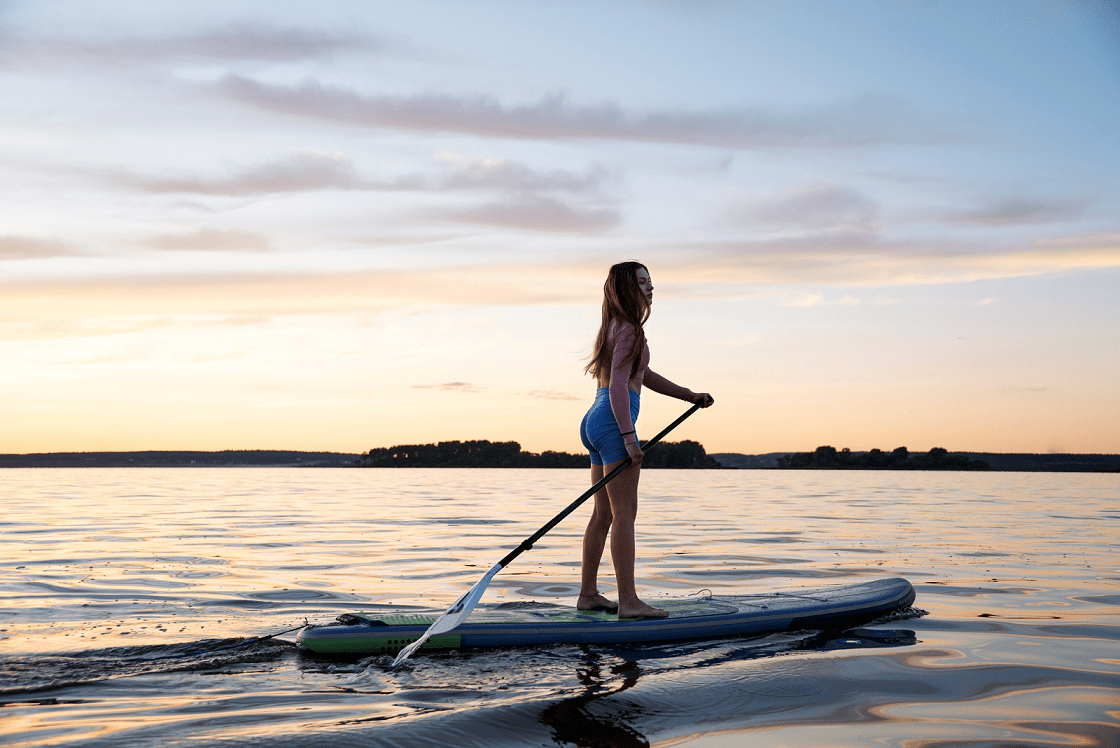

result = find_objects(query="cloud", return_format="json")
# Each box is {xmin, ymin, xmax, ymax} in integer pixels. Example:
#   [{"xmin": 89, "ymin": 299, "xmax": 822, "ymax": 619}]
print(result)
[
  {"xmin": 123, "ymin": 152, "xmax": 606, "ymax": 199},
  {"xmin": 945, "ymin": 197, "xmax": 1089, "ymax": 226},
  {"xmin": 522, "ymin": 390, "xmax": 582, "ymax": 401},
  {"xmin": 0, "ymin": 236, "xmax": 75, "ymax": 260},
  {"xmin": 439, "ymin": 156, "xmax": 608, "ymax": 194},
  {"xmin": 0, "ymin": 312, "xmax": 269, "ymax": 342},
  {"xmin": 149, "ymin": 228, "xmax": 270, "ymax": 252},
  {"xmin": 137, "ymin": 152, "xmax": 363, "ymax": 195},
  {"xmin": 412, "ymin": 382, "xmax": 482, "ymax": 393},
  {"xmin": 3, "ymin": 231, "xmax": 1116, "ymax": 337},
  {"xmin": 779, "ymin": 293, "xmax": 862, "ymax": 307},
  {"xmin": 452, "ymin": 194, "xmax": 621, "ymax": 233},
  {"xmin": 218, "ymin": 76, "xmax": 957, "ymax": 148},
  {"xmin": 784, "ymin": 294, "xmax": 824, "ymax": 307},
  {"xmin": 739, "ymin": 181, "xmax": 879, "ymax": 234},
  {"xmin": 662, "ymin": 230, "xmax": 1120, "ymax": 287},
  {"xmin": 0, "ymin": 265, "xmax": 606, "ymax": 336},
  {"xmin": 0, "ymin": 26, "xmax": 380, "ymax": 71}
]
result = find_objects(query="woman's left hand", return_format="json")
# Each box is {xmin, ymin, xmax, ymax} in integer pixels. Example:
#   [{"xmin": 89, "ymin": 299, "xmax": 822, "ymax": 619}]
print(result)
[{"xmin": 691, "ymin": 392, "xmax": 714, "ymax": 407}]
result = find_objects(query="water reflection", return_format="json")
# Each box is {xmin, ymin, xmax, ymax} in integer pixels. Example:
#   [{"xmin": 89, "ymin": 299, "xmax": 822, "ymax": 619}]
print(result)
[
  {"xmin": 536, "ymin": 628, "xmax": 920, "ymax": 748},
  {"xmin": 539, "ymin": 650, "xmax": 649, "ymax": 748}
]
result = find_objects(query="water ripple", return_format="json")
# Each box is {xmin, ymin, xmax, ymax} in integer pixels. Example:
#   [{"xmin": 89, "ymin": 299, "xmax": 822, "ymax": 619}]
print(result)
[{"xmin": 1, "ymin": 468, "xmax": 1117, "ymax": 747}]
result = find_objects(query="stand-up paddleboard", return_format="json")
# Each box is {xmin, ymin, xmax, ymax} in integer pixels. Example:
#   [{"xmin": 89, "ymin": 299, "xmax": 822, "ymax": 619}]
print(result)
[{"xmin": 297, "ymin": 577, "xmax": 915, "ymax": 655}]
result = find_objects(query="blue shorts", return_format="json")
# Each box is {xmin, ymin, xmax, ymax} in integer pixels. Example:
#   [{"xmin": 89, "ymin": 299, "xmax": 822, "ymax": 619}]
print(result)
[{"xmin": 580, "ymin": 387, "xmax": 640, "ymax": 466}]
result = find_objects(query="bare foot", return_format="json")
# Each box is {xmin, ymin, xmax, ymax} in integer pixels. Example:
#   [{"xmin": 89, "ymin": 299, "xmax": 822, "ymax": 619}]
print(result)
[
  {"xmin": 577, "ymin": 593, "xmax": 619, "ymax": 614},
  {"xmin": 617, "ymin": 599, "xmax": 669, "ymax": 619}
]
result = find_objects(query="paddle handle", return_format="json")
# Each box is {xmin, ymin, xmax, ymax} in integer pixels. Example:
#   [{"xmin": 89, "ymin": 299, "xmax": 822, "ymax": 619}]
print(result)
[{"xmin": 497, "ymin": 402, "xmax": 702, "ymax": 568}]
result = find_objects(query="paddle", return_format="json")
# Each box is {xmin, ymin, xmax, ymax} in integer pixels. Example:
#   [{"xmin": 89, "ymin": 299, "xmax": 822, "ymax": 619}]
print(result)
[{"xmin": 393, "ymin": 402, "xmax": 703, "ymax": 666}]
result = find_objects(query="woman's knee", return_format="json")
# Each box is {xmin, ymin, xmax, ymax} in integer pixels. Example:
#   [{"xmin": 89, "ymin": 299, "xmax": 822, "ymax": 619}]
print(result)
[{"xmin": 588, "ymin": 500, "xmax": 613, "ymax": 529}]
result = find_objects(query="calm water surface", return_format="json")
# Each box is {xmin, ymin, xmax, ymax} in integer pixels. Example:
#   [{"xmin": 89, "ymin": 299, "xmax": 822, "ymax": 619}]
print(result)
[{"xmin": 1, "ymin": 468, "xmax": 1117, "ymax": 747}]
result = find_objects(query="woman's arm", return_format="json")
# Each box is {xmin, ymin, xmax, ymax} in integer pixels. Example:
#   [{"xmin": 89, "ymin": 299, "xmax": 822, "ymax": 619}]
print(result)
[{"xmin": 645, "ymin": 369, "xmax": 714, "ymax": 407}]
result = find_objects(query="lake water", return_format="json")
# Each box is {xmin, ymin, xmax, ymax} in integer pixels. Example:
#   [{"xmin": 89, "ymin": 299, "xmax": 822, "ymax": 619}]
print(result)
[{"xmin": 1, "ymin": 468, "xmax": 1117, "ymax": 747}]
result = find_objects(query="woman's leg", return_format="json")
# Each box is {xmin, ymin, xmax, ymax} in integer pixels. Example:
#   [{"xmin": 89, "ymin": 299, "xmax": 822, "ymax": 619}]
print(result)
[
  {"xmin": 579, "ymin": 462, "xmax": 617, "ymax": 610},
  {"xmin": 603, "ymin": 459, "xmax": 667, "ymax": 618}
]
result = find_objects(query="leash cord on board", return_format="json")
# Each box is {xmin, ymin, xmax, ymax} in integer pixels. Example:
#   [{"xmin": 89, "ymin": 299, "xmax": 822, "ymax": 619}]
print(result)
[{"xmin": 257, "ymin": 620, "xmax": 312, "ymax": 641}]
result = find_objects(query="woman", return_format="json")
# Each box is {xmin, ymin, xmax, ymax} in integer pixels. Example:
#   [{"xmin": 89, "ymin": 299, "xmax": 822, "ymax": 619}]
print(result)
[{"xmin": 578, "ymin": 261, "xmax": 714, "ymax": 618}]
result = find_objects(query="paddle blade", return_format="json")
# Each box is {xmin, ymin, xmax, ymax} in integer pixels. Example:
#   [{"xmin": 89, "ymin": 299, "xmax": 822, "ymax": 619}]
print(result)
[{"xmin": 392, "ymin": 561, "xmax": 503, "ymax": 666}]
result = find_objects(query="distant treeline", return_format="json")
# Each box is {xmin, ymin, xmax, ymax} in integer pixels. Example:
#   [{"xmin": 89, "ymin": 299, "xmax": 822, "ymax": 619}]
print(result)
[
  {"xmin": 360, "ymin": 440, "xmax": 722, "ymax": 468},
  {"xmin": 777, "ymin": 446, "xmax": 990, "ymax": 471},
  {"xmin": 0, "ymin": 450, "xmax": 359, "ymax": 468}
]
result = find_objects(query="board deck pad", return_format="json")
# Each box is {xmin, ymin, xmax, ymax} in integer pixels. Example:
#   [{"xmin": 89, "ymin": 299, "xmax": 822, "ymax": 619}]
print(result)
[{"xmin": 297, "ymin": 577, "xmax": 916, "ymax": 655}]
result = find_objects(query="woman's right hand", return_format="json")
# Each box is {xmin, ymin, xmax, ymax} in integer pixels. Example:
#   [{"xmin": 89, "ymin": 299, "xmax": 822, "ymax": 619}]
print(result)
[{"xmin": 625, "ymin": 439, "xmax": 644, "ymax": 465}]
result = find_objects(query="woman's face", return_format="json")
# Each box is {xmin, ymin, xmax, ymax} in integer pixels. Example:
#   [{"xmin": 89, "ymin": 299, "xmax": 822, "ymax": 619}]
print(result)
[{"xmin": 635, "ymin": 267, "xmax": 654, "ymax": 305}]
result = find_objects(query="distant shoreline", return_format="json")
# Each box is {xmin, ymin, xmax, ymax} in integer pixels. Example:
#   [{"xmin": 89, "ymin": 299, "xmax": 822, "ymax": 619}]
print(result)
[
  {"xmin": 712, "ymin": 451, "xmax": 1120, "ymax": 473},
  {"xmin": 0, "ymin": 450, "xmax": 362, "ymax": 468},
  {"xmin": 2, "ymin": 449, "xmax": 1118, "ymax": 472}
]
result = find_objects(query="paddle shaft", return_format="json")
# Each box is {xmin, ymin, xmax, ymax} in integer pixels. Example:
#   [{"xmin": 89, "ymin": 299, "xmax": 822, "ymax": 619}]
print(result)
[{"xmin": 496, "ymin": 402, "xmax": 702, "ymax": 568}]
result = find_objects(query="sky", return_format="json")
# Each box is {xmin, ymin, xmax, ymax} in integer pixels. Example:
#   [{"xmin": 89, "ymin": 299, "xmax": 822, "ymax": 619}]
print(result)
[{"xmin": 1, "ymin": 0, "xmax": 1118, "ymax": 457}]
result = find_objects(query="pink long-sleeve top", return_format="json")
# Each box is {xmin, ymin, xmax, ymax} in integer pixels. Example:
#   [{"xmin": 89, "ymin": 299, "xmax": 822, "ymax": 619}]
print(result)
[{"xmin": 603, "ymin": 321, "xmax": 649, "ymax": 441}]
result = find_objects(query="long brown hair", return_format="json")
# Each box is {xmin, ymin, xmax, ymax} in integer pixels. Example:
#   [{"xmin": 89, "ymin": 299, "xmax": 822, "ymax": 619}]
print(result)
[{"xmin": 585, "ymin": 261, "xmax": 650, "ymax": 382}]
